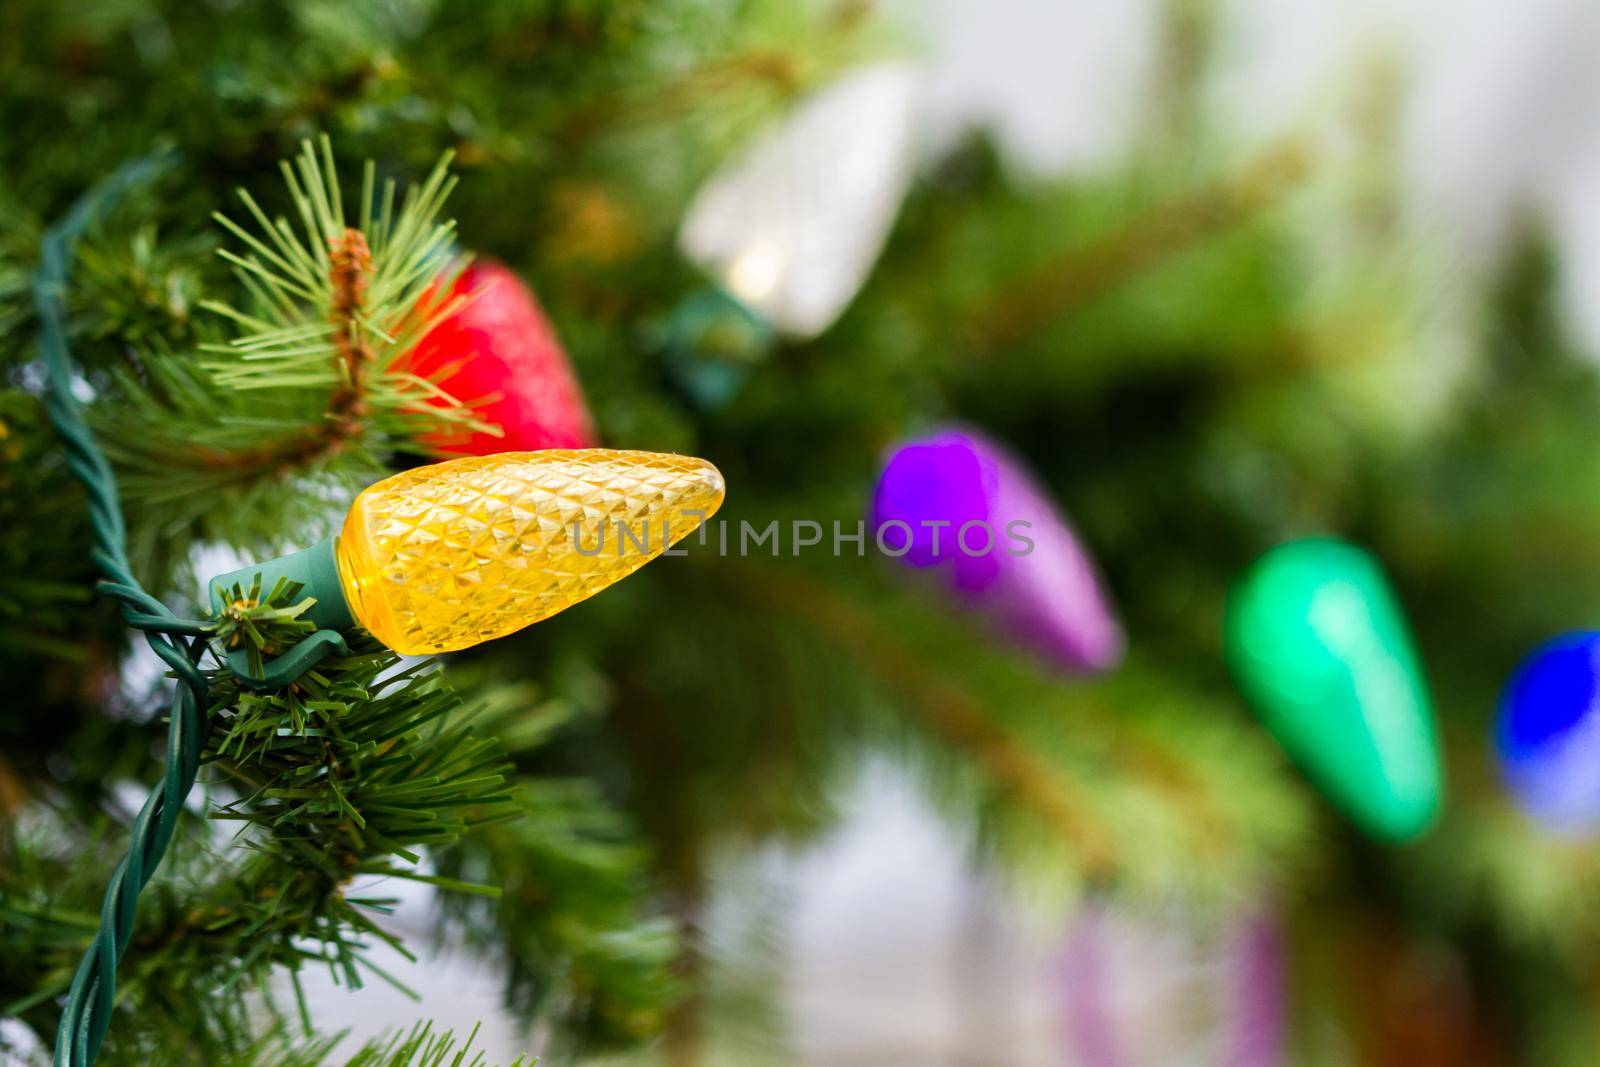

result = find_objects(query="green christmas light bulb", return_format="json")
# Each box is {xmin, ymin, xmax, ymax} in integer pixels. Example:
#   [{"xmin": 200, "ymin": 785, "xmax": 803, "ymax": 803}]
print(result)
[{"xmin": 1224, "ymin": 539, "xmax": 1442, "ymax": 842}]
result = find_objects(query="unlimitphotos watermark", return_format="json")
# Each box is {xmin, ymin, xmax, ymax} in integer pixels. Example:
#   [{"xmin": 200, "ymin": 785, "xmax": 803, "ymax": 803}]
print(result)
[{"xmin": 570, "ymin": 512, "xmax": 1037, "ymax": 558}]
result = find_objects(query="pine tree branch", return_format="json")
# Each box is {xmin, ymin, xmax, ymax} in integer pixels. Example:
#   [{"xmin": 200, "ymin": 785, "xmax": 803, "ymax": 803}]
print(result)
[
  {"xmin": 428, "ymin": 682, "xmax": 681, "ymax": 1050},
  {"xmin": 3, "ymin": 578, "xmax": 519, "ymax": 1056},
  {"xmin": 186, "ymin": 228, "xmax": 380, "ymax": 475},
  {"xmin": 100, "ymin": 139, "xmax": 489, "ymax": 512},
  {"xmin": 967, "ymin": 140, "xmax": 1311, "ymax": 350},
  {"xmin": 556, "ymin": 1, "xmax": 877, "ymax": 142},
  {"xmin": 730, "ymin": 563, "xmax": 1120, "ymax": 877},
  {"xmin": 706, "ymin": 553, "xmax": 1308, "ymax": 896},
  {"xmin": 559, "ymin": 47, "xmax": 807, "ymax": 142},
  {"xmin": 206, "ymin": 1019, "xmax": 531, "ymax": 1067}
]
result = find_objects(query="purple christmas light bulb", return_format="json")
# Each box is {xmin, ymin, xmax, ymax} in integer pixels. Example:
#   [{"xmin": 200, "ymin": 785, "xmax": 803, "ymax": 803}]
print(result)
[{"xmin": 871, "ymin": 427, "xmax": 1123, "ymax": 673}]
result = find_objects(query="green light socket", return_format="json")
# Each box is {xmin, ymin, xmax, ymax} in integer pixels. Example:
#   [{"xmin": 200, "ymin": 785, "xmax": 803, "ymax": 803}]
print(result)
[{"xmin": 208, "ymin": 537, "xmax": 355, "ymax": 634}]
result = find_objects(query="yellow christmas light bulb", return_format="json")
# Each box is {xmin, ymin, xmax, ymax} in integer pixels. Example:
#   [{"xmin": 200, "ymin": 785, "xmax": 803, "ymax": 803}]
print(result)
[{"xmin": 211, "ymin": 450, "xmax": 725, "ymax": 656}]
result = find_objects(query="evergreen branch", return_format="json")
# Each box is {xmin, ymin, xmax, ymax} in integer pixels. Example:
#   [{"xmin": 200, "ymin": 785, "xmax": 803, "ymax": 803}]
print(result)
[
  {"xmin": 73, "ymin": 139, "xmax": 504, "ymax": 583},
  {"xmin": 189, "ymin": 226, "xmax": 377, "ymax": 474},
  {"xmin": 3, "ymin": 573, "xmax": 523, "ymax": 1059},
  {"xmin": 967, "ymin": 140, "xmax": 1311, "ymax": 350},
  {"xmin": 28, "ymin": 146, "xmax": 220, "ymax": 1067},
  {"xmin": 557, "ymin": 0, "xmax": 880, "ymax": 143},
  {"xmin": 196, "ymin": 1020, "xmax": 531, "ymax": 1067},
  {"xmin": 559, "ymin": 47, "xmax": 808, "ymax": 141},
  {"xmin": 189, "ymin": 620, "xmax": 518, "ymax": 984},
  {"xmin": 432, "ymin": 778, "xmax": 682, "ymax": 1050},
  {"xmin": 0, "ymin": 394, "xmax": 106, "ymax": 665},
  {"xmin": 192, "ymin": 140, "xmax": 471, "ymax": 474},
  {"xmin": 109, "ymin": 138, "xmax": 488, "ymax": 494},
  {"xmin": 729, "ymin": 563, "xmax": 1120, "ymax": 877},
  {"xmin": 706, "ymin": 554, "xmax": 1310, "ymax": 899},
  {"xmin": 208, "ymin": 575, "xmax": 319, "ymax": 678}
]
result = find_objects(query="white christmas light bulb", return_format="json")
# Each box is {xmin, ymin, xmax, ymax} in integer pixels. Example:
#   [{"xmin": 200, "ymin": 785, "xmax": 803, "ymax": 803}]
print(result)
[{"xmin": 679, "ymin": 62, "xmax": 921, "ymax": 340}]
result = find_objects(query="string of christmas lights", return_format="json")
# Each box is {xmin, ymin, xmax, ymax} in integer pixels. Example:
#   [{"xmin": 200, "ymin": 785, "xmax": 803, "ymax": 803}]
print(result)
[
  {"xmin": 33, "ymin": 155, "xmax": 723, "ymax": 1066},
  {"xmin": 26, "ymin": 59, "xmax": 1598, "ymax": 1060}
]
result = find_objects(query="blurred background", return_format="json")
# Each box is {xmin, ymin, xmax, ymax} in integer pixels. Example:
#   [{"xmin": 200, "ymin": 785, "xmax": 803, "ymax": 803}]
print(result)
[{"xmin": 10, "ymin": 1, "xmax": 1600, "ymax": 1065}]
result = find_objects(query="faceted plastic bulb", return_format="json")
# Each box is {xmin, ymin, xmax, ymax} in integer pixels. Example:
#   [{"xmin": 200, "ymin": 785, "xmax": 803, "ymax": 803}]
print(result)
[{"xmin": 334, "ymin": 450, "xmax": 725, "ymax": 654}]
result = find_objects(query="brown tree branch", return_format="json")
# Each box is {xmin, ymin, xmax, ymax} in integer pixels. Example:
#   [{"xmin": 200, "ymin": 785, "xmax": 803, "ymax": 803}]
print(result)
[
  {"xmin": 189, "ymin": 228, "xmax": 379, "ymax": 477},
  {"xmin": 728, "ymin": 564, "xmax": 1120, "ymax": 878},
  {"xmin": 969, "ymin": 141, "xmax": 1312, "ymax": 351}
]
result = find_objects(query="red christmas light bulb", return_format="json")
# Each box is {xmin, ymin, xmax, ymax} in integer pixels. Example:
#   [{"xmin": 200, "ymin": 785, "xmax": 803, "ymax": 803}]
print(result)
[{"xmin": 401, "ymin": 259, "xmax": 597, "ymax": 455}]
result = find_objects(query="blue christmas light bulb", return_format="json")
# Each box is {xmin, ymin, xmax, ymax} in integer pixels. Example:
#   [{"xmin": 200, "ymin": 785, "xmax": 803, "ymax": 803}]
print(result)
[{"xmin": 1496, "ymin": 631, "xmax": 1600, "ymax": 833}]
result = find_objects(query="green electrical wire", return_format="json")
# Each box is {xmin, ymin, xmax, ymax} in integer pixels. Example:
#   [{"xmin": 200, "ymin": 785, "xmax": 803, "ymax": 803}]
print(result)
[{"xmin": 31, "ymin": 151, "xmax": 218, "ymax": 1067}]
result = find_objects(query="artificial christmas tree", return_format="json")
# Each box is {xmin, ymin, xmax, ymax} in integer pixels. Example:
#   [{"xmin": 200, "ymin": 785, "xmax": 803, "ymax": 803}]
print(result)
[{"xmin": 7, "ymin": 2, "xmax": 1600, "ymax": 1066}]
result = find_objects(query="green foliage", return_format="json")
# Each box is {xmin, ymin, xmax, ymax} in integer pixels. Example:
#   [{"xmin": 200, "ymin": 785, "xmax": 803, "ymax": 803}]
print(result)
[
  {"xmin": 10, "ymin": 1, "xmax": 1600, "ymax": 1064},
  {"xmin": 209, "ymin": 576, "xmax": 320, "ymax": 676},
  {"xmin": 434, "ymin": 778, "xmax": 680, "ymax": 1051},
  {"xmin": 93, "ymin": 139, "xmax": 495, "ymax": 581},
  {"xmin": 0, "ymin": 391, "xmax": 145, "ymax": 814},
  {"xmin": 0, "ymin": 393, "xmax": 100, "ymax": 660},
  {"xmin": 3, "ymin": 120, "xmax": 691, "ymax": 1062},
  {"xmin": 2, "ymin": 571, "xmax": 674, "ymax": 1061},
  {"xmin": 308, "ymin": 1021, "xmax": 531, "ymax": 1067},
  {"xmin": 100, "ymin": 1018, "xmax": 532, "ymax": 1067}
]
